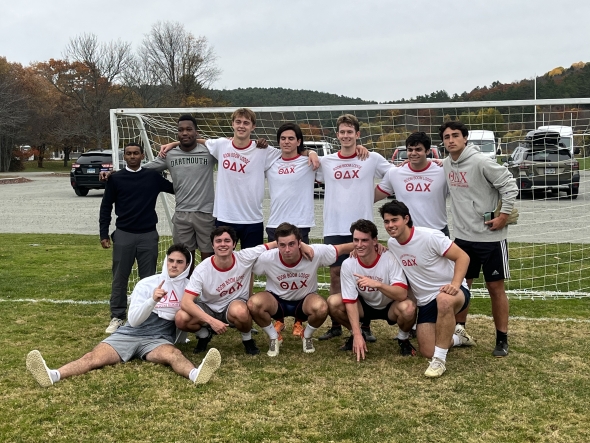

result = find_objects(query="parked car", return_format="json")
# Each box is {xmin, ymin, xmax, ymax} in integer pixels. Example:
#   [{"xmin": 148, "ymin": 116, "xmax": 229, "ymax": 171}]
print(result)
[
  {"xmin": 504, "ymin": 131, "xmax": 580, "ymax": 199},
  {"xmin": 304, "ymin": 141, "xmax": 335, "ymax": 196},
  {"xmin": 391, "ymin": 146, "xmax": 439, "ymax": 166},
  {"xmin": 70, "ymin": 150, "xmax": 115, "ymax": 196}
]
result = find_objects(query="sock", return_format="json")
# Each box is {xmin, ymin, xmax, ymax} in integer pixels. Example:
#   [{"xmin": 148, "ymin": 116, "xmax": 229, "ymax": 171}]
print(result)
[
  {"xmin": 496, "ymin": 330, "xmax": 508, "ymax": 344},
  {"xmin": 196, "ymin": 328, "xmax": 209, "ymax": 339},
  {"xmin": 412, "ymin": 324, "xmax": 417, "ymax": 331},
  {"xmin": 396, "ymin": 330, "xmax": 410, "ymax": 341},
  {"xmin": 262, "ymin": 324, "xmax": 278, "ymax": 339},
  {"xmin": 241, "ymin": 331, "xmax": 252, "ymax": 341},
  {"xmin": 188, "ymin": 367, "xmax": 198, "ymax": 383},
  {"xmin": 456, "ymin": 322, "xmax": 466, "ymax": 327},
  {"xmin": 303, "ymin": 324, "xmax": 317, "ymax": 339},
  {"xmin": 433, "ymin": 346, "xmax": 449, "ymax": 362},
  {"xmin": 50, "ymin": 370, "xmax": 61, "ymax": 383},
  {"xmin": 452, "ymin": 334, "xmax": 461, "ymax": 347}
]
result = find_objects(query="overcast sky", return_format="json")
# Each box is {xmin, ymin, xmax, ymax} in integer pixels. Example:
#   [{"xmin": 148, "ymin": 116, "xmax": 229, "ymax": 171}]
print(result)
[{"xmin": 2, "ymin": 0, "xmax": 589, "ymax": 103}]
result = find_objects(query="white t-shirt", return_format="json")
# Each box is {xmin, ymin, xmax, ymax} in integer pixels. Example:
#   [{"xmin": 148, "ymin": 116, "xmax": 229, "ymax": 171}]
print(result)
[
  {"xmin": 341, "ymin": 252, "xmax": 408, "ymax": 309},
  {"xmin": 376, "ymin": 162, "xmax": 448, "ymax": 230},
  {"xmin": 206, "ymin": 139, "xmax": 281, "ymax": 223},
  {"xmin": 185, "ymin": 244, "xmax": 268, "ymax": 312},
  {"xmin": 253, "ymin": 244, "xmax": 338, "ymax": 301},
  {"xmin": 266, "ymin": 155, "xmax": 316, "ymax": 228},
  {"xmin": 316, "ymin": 151, "xmax": 391, "ymax": 236},
  {"xmin": 386, "ymin": 226, "xmax": 467, "ymax": 306}
]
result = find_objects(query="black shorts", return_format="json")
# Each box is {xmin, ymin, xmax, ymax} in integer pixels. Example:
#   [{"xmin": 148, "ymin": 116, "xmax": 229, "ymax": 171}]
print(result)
[
  {"xmin": 216, "ymin": 220, "xmax": 264, "ymax": 249},
  {"xmin": 358, "ymin": 296, "xmax": 397, "ymax": 325},
  {"xmin": 269, "ymin": 291, "xmax": 308, "ymax": 322},
  {"xmin": 417, "ymin": 286, "xmax": 471, "ymax": 324},
  {"xmin": 194, "ymin": 299, "xmax": 238, "ymax": 328},
  {"xmin": 324, "ymin": 235, "xmax": 353, "ymax": 267},
  {"xmin": 454, "ymin": 238, "xmax": 510, "ymax": 282},
  {"xmin": 266, "ymin": 227, "xmax": 310, "ymax": 244}
]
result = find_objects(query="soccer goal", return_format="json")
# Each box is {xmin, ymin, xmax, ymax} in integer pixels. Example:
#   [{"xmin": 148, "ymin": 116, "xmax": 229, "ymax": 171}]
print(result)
[{"xmin": 110, "ymin": 99, "xmax": 590, "ymax": 299}]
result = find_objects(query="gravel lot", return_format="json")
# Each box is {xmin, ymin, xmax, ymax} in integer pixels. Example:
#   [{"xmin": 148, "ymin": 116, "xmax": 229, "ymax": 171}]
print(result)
[{"xmin": 1, "ymin": 171, "xmax": 588, "ymax": 243}]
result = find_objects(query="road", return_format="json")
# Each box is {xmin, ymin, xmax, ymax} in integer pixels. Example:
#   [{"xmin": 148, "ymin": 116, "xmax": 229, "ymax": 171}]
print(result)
[{"xmin": 1, "ymin": 171, "xmax": 588, "ymax": 244}]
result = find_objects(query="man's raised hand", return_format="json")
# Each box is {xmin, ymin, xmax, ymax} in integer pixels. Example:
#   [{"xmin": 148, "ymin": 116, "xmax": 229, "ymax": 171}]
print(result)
[{"xmin": 153, "ymin": 280, "xmax": 167, "ymax": 302}]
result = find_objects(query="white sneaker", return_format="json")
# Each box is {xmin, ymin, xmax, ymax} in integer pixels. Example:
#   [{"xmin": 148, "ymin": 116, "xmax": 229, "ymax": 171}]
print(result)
[
  {"xmin": 454, "ymin": 324, "xmax": 476, "ymax": 347},
  {"xmin": 194, "ymin": 348, "xmax": 221, "ymax": 385},
  {"xmin": 424, "ymin": 357, "xmax": 446, "ymax": 378},
  {"xmin": 302, "ymin": 336, "xmax": 315, "ymax": 354},
  {"xmin": 26, "ymin": 350, "xmax": 53, "ymax": 387},
  {"xmin": 267, "ymin": 338, "xmax": 281, "ymax": 357},
  {"xmin": 105, "ymin": 318, "xmax": 125, "ymax": 334}
]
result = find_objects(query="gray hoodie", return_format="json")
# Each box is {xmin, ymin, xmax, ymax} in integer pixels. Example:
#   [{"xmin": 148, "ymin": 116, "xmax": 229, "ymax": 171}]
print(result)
[{"xmin": 443, "ymin": 143, "xmax": 518, "ymax": 242}]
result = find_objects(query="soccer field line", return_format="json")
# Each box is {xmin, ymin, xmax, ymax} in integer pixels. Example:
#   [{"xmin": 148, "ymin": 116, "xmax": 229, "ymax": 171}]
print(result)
[{"xmin": 2, "ymin": 298, "xmax": 590, "ymax": 324}]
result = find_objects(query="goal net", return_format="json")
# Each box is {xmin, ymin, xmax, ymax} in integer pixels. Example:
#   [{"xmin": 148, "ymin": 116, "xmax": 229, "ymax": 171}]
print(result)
[{"xmin": 110, "ymin": 99, "xmax": 590, "ymax": 299}]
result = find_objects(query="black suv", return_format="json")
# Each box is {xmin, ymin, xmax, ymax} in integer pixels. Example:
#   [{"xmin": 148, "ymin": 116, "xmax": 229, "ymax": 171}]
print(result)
[
  {"xmin": 504, "ymin": 131, "xmax": 580, "ymax": 199},
  {"xmin": 70, "ymin": 150, "xmax": 115, "ymax": 196}
]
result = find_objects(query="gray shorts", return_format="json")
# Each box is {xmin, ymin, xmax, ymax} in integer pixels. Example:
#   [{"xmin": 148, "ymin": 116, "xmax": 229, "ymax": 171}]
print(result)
[
  {"xmin": 102, "ymin": 334, "xmax": 173, "ymax": 362},
  {"xmin": 173, "ymin": 211, "xmax": 215, "ymax": 253},
  {"xmin": 194, "ymin": 299, "xmax": 241, "ymax": 327}
]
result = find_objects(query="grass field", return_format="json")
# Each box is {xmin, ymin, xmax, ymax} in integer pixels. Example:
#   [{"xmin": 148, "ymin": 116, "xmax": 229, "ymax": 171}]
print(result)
[
  {"xmin": 20, "ymin": 159, "xmax": 72, "ymax": 172},
  {"xmin": 1, "ymin": 234, "xmax": 590, "ymax": 442}
]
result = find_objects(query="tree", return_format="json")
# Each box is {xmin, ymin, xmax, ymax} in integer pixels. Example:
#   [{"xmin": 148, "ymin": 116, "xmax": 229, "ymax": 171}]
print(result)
[
  {"xmin": 0, "ymin": 58, "xmax": 28, "ymax": 172},
  {"xmin": 36, "ymin": 34, "xmax": 133, "ymax": 150},
  {"xmin": 138, "ymin": 21, "xmax": 221, "ymax": 106}
]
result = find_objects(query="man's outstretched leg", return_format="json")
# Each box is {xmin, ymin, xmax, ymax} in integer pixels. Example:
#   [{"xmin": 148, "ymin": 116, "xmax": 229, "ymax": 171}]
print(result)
[
  {"xmin": 26, "ymin": 343, "xmax": 121, "ymax": 387},
  {"xmin": 146, "ymin": 344, "xmax": 221, "ymax": 385}
]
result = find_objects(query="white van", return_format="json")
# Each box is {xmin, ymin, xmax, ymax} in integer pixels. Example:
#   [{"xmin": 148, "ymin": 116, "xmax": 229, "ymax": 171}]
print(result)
[
  {"xmin": 467, "ymin": 130, "xmax": 497, "ymax": 160},
  {"xmin": 537, "ymin": 126, "xmax": 576, "ymax": 156}
]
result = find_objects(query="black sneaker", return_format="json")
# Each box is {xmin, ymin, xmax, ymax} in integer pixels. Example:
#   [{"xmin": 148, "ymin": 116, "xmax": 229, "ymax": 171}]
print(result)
[
  {"xmin": 492, "ymin": 341, "xmax": 509, "ymax": 357},
  {"xmin": 193, "ymin": 328, "xmax": 213, "ymax": 354},
  {"xmin": 339, "ymin": 332, "xmax": 365, "ymax": 351},
  {"xmin": 243, "ymin": 338, "xmax": 260, "ymax": 355},
  {"xmin": 362, "ymin": 327, "xmax": 377, "ymax": 343},
  {"xmin": 398, "ymin": 339, "xmax": 417, "ymax": 357},
  {"xmin": 409, "ymin": 328, "xmax": 417, "ymax": 339},
  {"xmin": 319, "ymin": 326, "xmax": 342, "ymax": 340}
]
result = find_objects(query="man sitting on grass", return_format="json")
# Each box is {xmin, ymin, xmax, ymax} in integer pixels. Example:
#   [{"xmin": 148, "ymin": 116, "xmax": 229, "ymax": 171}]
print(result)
[{"xmin": 26, "ymin": 244, "xmax": 221, "ymax": 387}]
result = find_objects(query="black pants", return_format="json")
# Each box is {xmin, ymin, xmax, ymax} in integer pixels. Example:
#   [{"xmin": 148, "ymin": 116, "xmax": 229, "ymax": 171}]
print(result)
[{"xmin": 110, "ymin": 229, "xmax": 159, "ymax": 319}]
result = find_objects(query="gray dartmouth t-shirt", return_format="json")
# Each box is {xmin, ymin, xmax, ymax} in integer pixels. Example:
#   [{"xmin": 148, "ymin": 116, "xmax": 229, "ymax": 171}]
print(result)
[{"xmin": 143, "ymin": 144, "xmax": 216, "ymax": 213}]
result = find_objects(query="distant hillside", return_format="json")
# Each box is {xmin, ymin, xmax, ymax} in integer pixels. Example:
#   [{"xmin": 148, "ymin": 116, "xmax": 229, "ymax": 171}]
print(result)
[
  {"xmin": 204, "ymin": 62, "xmax": 590, "ymax": 107},
  {"xmin": 397, "ymin": 61, "xmax": 590, "ymax": 103},
  {"xmin": 205, "ymin": 87, "xmax": 375, "ymax": 107}
]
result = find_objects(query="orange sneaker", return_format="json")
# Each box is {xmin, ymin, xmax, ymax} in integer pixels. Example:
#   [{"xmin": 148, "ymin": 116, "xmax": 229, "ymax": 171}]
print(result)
[
  {"xmin": 292, "ymin": 320, "xmax": 304, "ymax": 337},
  {"xmin": 274, "ymin": 320, "xmax": 285, "ymax": 343}
]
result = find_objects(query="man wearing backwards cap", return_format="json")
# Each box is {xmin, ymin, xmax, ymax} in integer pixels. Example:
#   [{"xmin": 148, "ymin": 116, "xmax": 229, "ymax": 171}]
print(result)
[{"xmin": 26, "ymin": 244, "xmax": 221, "ymax": 387}]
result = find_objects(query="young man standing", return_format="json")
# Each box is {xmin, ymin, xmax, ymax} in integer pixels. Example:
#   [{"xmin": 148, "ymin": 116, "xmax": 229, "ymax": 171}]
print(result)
[
  {"xmin": 440, "ymin": 121, "xmax": 518, "ymax": 357},
  {"xmin": 265, "ymin": 123, "xmax": 316, "ymax": 245},
  {"xmin": 205, "ymin": 109, "xmax": 282, "ymax": 249},
  {"xmin": 374, "ymin": 132, "xmax": 449, "ymax": 235},
  {"xmin": 327, "ymin": 219, "xmax": 416, "ymax": 361},
  {"xmin": 99, "ymin": 143, "xmax": 175, "ymax": 334},
  {"xmin": 142, "ymin": 115, "xmax": 216, "ymax": 264},
  {"xmin": 249, "ymin": 222, "xmax": 354, "ymax": 356},
  {"xmin": 380, "ymin": 201, "xmax": 473, "ymax": 378},
  {"xmin": 26, "ymin": 245, "xmax": 221, "ymax": 387},
  {"xmin": 316, "ymin": 114, "xmax": 391, "ymax": 341}
]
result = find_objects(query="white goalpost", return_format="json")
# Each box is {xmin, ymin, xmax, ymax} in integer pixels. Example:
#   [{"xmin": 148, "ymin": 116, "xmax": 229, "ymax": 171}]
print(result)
[{"xmin": 110, "ymin": 99, "xmax": 590, "ymax": 299}]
